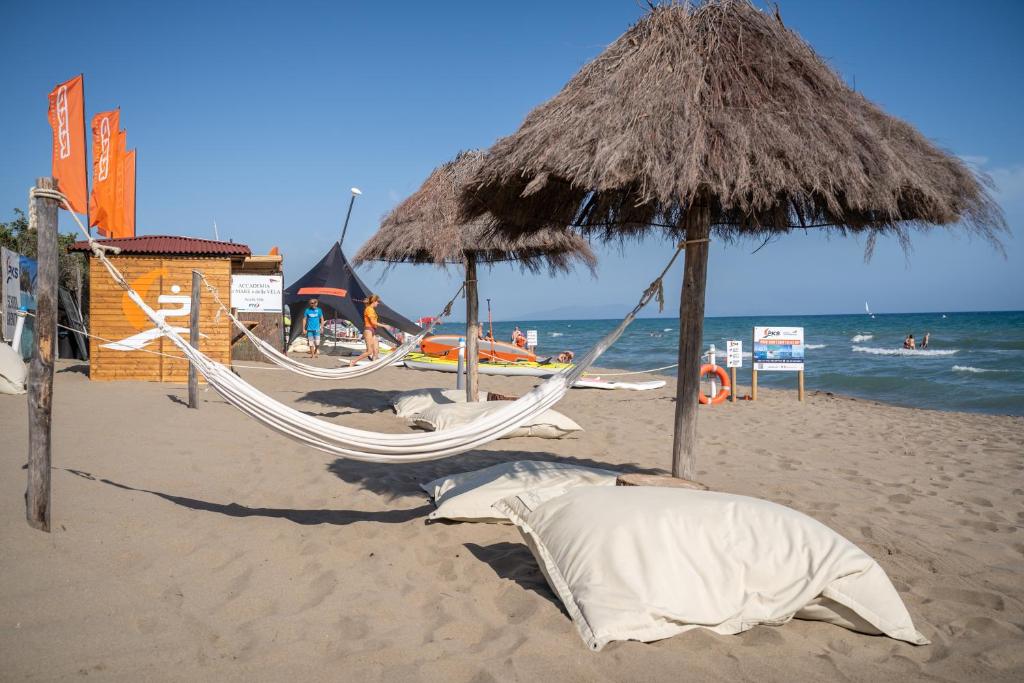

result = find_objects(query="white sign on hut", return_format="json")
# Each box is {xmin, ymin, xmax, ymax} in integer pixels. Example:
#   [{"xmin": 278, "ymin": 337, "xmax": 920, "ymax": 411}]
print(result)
[{"xmin": 231, "ymin": 275, "xmax": 283, "ymax": 312}]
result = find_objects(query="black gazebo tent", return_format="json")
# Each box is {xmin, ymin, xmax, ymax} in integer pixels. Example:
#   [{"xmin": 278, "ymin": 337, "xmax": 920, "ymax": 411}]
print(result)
[{"xmin": 284, "ymin": 241, "xmax": 419, "ymax": 346}]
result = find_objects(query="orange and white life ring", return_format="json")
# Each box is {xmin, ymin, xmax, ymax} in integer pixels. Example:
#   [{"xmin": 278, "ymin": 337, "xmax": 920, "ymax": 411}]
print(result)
[{"xmin": 698, "ymin": 364, "xmax": 731, "ymax": 405}]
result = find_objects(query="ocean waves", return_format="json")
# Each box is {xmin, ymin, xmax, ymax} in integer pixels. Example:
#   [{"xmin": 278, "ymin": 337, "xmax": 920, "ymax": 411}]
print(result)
[
  {"xmin": 853, "ymin": 346, "xmax": 958, "ymax": 357},
  {"xmin": 952, "ymin": 365, "xmax": 1009, "ymax": 374},
  {"xmin": 851, "ymin": 334, "xmax": 873, "ymax": 342}
]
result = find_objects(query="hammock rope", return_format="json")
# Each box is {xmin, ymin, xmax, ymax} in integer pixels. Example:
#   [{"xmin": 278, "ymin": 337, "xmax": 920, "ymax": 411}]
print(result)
[{"xmin": 36, "ymin": 187, "xmax": 690, "ymax": 463}]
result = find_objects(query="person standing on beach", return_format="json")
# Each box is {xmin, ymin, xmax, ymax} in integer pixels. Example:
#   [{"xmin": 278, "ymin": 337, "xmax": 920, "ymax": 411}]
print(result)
[
  {"xmin": 302, "ymin": 299, "xmax": 325, "ymax": 358},
  {"xmin": 350, "ymin": 294, "xmax": 381, "ymax": 366}
]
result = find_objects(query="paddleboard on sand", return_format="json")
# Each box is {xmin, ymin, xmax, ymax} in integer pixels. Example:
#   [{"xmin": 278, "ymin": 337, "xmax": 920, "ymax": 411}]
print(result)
[
  {"xmin": 402, "ymin": 352, "xmax": 569, "ymax": 378},
  {"xmin": 573, "ymin": 378, "xmax": 667, "ymax": 391}
]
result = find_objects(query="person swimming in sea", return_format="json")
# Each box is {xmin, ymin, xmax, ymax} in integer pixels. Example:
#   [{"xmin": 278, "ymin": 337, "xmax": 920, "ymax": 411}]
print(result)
[
  {"xmin": 903, "ymin": 334, "xmax": 916, "ymax": 350},
  {"xmin": 921, "ymin": 332, "xmax": 930, "ymax": 349}
]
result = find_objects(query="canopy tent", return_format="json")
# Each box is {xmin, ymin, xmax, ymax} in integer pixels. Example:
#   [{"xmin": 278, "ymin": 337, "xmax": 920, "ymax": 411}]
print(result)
[{"xmin": 284, "ymin": 241, "xmax": 420, "ymax": 346}]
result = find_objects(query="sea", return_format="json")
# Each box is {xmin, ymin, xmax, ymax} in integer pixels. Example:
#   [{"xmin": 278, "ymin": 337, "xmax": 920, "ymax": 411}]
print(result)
[{"xmin": 433, "ymin": 311, "xmax": 1024, "ymax": 416}]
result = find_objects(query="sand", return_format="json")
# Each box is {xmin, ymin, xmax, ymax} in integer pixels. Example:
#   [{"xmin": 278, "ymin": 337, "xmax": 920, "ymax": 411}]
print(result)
[{"xmin": 1, "ymin": 357, "xmax": 1022, "ymax": 681}]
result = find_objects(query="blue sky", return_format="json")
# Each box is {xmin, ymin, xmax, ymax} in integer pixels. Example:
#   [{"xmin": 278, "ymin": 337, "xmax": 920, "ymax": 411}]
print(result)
[{"xmin": 2, "ymin": 0, "xmax": 1021, "ymax": 320}]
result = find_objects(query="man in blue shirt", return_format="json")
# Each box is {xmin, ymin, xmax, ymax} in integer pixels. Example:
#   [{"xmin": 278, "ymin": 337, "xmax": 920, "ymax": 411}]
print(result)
[{"xmin": 302, "ymin": 298, "xmax": 325, "ymax": 358}]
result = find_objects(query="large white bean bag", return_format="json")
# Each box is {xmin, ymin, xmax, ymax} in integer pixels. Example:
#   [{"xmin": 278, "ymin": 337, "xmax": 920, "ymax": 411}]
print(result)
[
  {"xmin": 0, "ymin": 342, "xmax": 27, "ymax": 395},
  {"xmin": 495, "ymin": 486, "xmax": 929, "ymax": 651},
  {"xmin": 421, "ymin": 460, "xmax": 618, "ymax": 523},
  {"xmin": 392, "ymin": 388, "xmax": 487, "ymax": 418},
  {"xmin": 412, "ymin": 400, "xmax": 582, "ymax": 439}
]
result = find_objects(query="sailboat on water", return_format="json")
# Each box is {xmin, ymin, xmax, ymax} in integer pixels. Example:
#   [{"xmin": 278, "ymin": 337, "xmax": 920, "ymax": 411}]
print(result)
[{"xmin": 865, "ymin": 301, "xmax": 876, "ymax": 319}]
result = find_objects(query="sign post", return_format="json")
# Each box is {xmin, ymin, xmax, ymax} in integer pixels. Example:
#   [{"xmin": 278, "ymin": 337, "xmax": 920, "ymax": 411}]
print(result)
[
  {"xmin": 526, "ymin": 329, "xmax": 538, "ymax": 351},
  {"xmin": 752, "ymin": 326, "xmax": 805, "ymax": 402},
  {"xmin": 726, "ymin": 340, "xmax": 742, "ymax": 403}
]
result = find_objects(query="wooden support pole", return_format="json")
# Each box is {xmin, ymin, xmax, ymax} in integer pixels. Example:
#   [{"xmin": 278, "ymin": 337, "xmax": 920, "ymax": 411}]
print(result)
[
  {"xmin": 798, "ymin": 369, "xmax": 805, "ymax": 402},
  {"xmin": 188, "ymin": 270, "xmax": 201, "ymax": 409},
  {"xmin": 730, "ymin": 366, "xmax": 737, "ymax": 403},
  {"xmin": 751, "ymin": 368, "xmax": 758, "ymax": 401},
  {"xmin": 464, "ymin": 255, "xmax": 480, "ymax": 402},
  {"xmin": 671, "ymin": 201, "xmax": 710, "ymax": 481},
  {"xmin": 26, "ymin": 177, "xmax": 58, "ymax": 532}
]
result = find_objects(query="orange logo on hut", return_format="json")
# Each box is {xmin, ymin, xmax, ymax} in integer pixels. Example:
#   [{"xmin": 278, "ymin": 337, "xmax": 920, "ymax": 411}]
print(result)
[{"xmin": 102, "ymin": 267, "xmax": 202, "ymax": 351}]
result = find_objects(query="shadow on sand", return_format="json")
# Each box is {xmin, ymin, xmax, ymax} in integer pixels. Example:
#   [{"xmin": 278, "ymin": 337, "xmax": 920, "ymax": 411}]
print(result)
[
  {"xmin": 296, "ymin": 387, "xmax": 400, "ymax": 415},
  {"xmin": 327, "ymin": 450, "xmax": 666, "ymax": 500},
  {"xmin": 464, "ymin": 541, "xmax": 562, "ymax": 609},
  {"xmin": 61, "ymin": 468, "xmax": 430, "ymax": 526},
  {"xmin": 57, "ymin": 363, "xmax": 89, "ymax": 376}
]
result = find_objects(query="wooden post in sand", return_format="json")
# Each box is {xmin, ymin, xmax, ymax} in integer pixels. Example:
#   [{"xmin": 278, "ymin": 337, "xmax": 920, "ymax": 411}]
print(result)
[
  {"xmin": 730, "ymin": 366, "xmax": 737, "ymax": 403},
  {"xmin": 188, "ymin": 270, "xmax": 201, "ymax": 409},
  {"xmin": 671, "ymin": 203, "xmax": 710, "ymax": 481},
  {"xmin": 464, "ymin": 254, "xmax": 479, "ymax": 402},
  {"xmin": 26, "ymin": 178, "xmax": 58, "ymax": 532},
  {"xmin": 798, "ymin": 369, "xmax": 805, "ymax": 402},
  {"xmin": 751, "ymin": 368, "xmax": 758, "ymax": 401}
]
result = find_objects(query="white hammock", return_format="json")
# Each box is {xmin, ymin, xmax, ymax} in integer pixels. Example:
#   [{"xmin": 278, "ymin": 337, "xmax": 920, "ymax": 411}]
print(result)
[
  {"xmin": 43, "ymin": 188, "xmax": 684, "ymax": 463},
  {"xmin": 211, "ymin": 275, "xmax": 460, "ymax": 380}
]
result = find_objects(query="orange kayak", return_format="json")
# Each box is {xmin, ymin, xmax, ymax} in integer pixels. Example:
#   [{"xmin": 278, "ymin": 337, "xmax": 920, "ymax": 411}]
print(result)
[{"xmin": 419, "ymin": 334, "xmax": 537, "ymax": 363}]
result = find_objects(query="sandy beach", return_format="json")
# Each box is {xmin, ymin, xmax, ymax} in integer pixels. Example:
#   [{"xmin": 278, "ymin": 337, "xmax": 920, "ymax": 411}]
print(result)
[{"xmin": 1, "ymin": 357, "xmax": 1022, "ymax": 681}]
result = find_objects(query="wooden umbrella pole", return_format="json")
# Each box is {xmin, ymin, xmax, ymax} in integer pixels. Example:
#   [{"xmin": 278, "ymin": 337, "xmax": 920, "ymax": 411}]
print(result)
[
  {"xmin": 26, "ymin": 178, "xmax": 59, "ymax": 532},
  {"xmin": 671, "ymin": 200, "xmax": 711, "ymax": 481},
  {"xmin": 464, "ymin": 254, "xmax": 480, "ymax": 402}
]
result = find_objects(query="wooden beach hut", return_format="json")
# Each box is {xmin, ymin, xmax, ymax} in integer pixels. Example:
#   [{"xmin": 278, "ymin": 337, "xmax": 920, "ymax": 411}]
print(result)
[
  {"xmin": 70, "ymin": 235, "xmax": 251, "ymax": 382},
  {"xmin": 230, "ymin": 248, "xmax": 285, "ymax": 362}
]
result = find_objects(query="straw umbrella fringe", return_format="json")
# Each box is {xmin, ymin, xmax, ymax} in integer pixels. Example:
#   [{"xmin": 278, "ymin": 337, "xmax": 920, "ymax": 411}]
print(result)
[
  {"xmin": 355, "ymin": 150, "xmax": 596, "ymax": 402},
  {"xmin": 462, "ymin": 0, "xmax": 1006, "ymax": 479}
]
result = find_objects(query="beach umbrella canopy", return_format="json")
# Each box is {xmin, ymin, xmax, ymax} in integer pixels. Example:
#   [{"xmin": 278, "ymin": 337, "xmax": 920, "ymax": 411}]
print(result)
[
  {"xmin": 356, "ymin": 150, "xmax": 596, "ymax": 273},
  {"xmin": 355, "ymin": 149, "xmax": 596, "ymax": 400},
  {"xmin": 462, "ymin": 0, "xmax": 1006, "ymax": 478}
]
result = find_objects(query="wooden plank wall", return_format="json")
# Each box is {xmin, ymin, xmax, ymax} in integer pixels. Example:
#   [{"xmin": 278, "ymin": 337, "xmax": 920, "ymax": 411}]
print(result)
[
  {"xmin": 232, "ymin": 311, "xmax": 283, "ymax": 361},
  {"xmin": 88, "ymin": 256, "xmax": 232, "ymax": 382}
]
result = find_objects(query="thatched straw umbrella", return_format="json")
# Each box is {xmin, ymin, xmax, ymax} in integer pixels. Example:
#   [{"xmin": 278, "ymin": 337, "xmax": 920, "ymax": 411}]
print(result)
[
  {"xmin": 355, "ymin": 149, "xmax": 596, "ymax": 402},
  {"xmin": 463, "ymin": 0, "xmax": 1005, "ymax": 480}
]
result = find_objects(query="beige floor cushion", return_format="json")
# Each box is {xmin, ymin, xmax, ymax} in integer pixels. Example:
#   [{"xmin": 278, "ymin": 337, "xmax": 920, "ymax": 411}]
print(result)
[
  {"xmin": 495, "ymin": 486, "xmax": 929, "ymax": 651},
  {"xmin": 0, "ymin": 343, "xmax": 27, "ymax": 395},
  {"xmin": 411, "ymin": 400, "xmax": 582, "ymax": 439},
  {"xmin": 421, "ymin": 460, "xmax": 619, "ymax": 523},
  {"xmin": 392, "ymin": 388, "xmax": 487, "ymax": 418}
]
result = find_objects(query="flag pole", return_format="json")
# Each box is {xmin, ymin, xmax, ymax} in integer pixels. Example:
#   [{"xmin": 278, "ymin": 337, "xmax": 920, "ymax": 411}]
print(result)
[
  {"xmin": 80, "ymin": 73, "xmax": 91, "ymax": 238},
  {"xmin": 132, "ymin": 149, "xmax": 137, "ymax": 236}
]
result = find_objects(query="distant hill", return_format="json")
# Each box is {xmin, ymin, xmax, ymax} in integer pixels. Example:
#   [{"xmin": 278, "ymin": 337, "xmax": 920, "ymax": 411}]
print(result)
[{"xmin": 496, "ymin": 302, "xmax": 676, "ymax": 322}]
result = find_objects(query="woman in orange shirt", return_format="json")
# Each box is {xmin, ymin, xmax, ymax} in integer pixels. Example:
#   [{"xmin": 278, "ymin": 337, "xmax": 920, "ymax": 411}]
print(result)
[{"xmin": 349, "ymin": 294, "xmax": 381, "ymax": 366}]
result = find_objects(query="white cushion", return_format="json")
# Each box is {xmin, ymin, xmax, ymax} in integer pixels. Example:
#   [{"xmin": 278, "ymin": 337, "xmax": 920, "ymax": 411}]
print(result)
[
  {"xmin": 494, "ymin": 486, "xmax": 929, "ymax": 651},
  {"xmin": 392, "ymin": 388, "xmax": 487, "ymax": 418},
  {"xmin": 421, "ymin": 460, "xmax": 618, "ymax": 523},
  {"xmin": 411, "ymin": 400, "xmax": 582, "ymax": 439},
  {"xmin": 0, "ymin": 342, "xmax": 27, "ymax": 395}
]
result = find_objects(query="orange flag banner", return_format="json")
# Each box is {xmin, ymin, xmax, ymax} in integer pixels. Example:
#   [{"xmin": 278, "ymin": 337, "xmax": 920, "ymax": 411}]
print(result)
[
  {"xmin": 112, "ymin": 129, "xmax": 127, "ymax": 237},
  {"xmin": 88, "ymin": 109, "xmax": 120, "ymax": 235},
  {"xmin": 121, "ymin": 149, "xmax": 137, "ymax": 237},
  {"xmin": 47, "ymin": 75, "xmax": 88, "ymax": 214}
]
